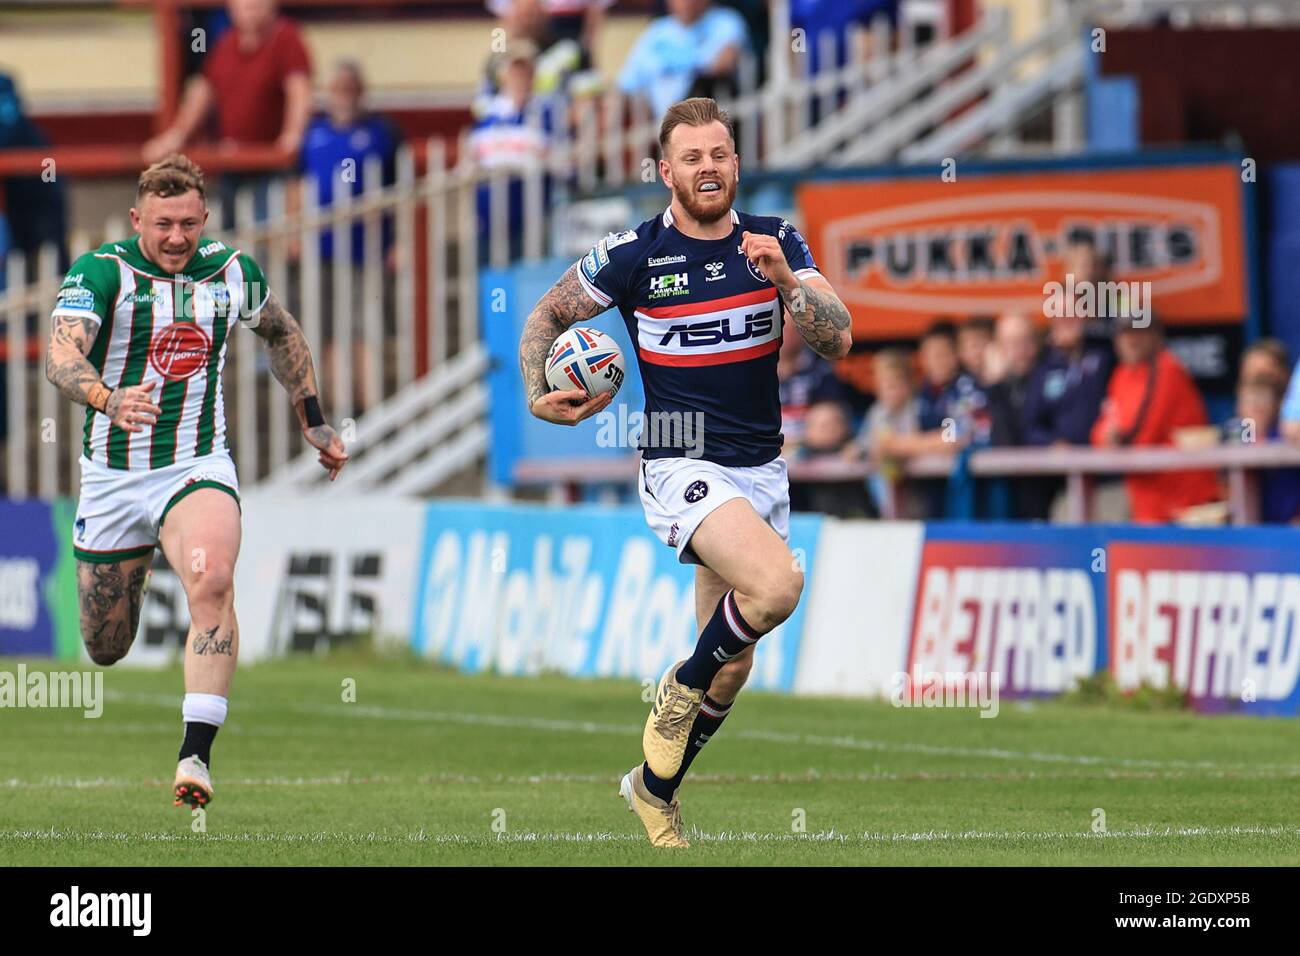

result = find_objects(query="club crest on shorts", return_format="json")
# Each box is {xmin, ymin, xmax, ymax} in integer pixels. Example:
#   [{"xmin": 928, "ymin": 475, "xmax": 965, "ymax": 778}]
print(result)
[{"xmin": 684, "ymin": 479, "xmax": 709, "ymax": 503}]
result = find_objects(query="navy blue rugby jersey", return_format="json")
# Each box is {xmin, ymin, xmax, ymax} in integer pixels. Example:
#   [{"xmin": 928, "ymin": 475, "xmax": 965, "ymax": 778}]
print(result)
[{"xmin": 575, "ymin": 206, "xmax": 822, "ymax": 466}]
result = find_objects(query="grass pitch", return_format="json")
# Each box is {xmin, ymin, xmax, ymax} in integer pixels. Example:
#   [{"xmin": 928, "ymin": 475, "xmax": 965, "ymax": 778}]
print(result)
[{"xmin": 2, "ymin": 653, "xmax": 1297, "ymax": 866}]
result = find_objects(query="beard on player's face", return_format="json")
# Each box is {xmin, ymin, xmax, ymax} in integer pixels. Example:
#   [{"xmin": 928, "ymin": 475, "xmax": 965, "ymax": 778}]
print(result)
[{"xmin": 671, "ymin": 168, "xmax": 737, "ymax": 225}]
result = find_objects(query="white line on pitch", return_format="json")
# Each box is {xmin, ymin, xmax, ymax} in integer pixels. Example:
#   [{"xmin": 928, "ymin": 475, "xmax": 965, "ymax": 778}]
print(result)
[
  {"xmin": 6, "ymin": 764, "xmax": 1300, "ymax": 792},
  {"xmin": 100, "ymin": 691, "xmax": 1300, "ymax": 773},
  {"xmin": 2, "ymin": 825, "xmax": 1297, "ymax": 846}
]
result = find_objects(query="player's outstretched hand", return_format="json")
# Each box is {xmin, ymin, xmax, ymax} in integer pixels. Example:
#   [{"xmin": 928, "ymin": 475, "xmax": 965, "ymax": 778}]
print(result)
[
  {"xmin": 531, "ymin": 388, "xmax": 612, "ymax": 426},
  {"xmin": 105, "ymin": 381, "xmax": 162, "ymax": 433},
  {"xmin": 304, "ymin": 424, "xmax": 349, "ymax": 481}
]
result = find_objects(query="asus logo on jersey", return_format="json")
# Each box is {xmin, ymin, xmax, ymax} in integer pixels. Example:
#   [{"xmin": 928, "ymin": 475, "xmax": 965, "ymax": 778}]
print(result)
[{"xmin": 658, "ymin": 308, "xmax": 774, "ymax": 347}]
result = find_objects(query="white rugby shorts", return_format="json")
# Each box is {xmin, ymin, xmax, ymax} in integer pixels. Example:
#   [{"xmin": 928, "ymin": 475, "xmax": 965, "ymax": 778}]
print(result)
[{"xmin": 638, "ymin": 455, "xmax": 790, "ymax": 565}]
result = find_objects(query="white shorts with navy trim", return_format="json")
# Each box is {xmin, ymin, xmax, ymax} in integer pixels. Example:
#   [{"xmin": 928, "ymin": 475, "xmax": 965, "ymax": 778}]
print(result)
[{"xmin": 638, "ymin": 455, "xmax": 790, "ymax": 566}]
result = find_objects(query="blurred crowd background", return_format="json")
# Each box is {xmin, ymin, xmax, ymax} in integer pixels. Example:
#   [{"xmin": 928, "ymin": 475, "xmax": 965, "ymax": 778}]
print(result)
[{"xmin": 3, "ymin": 0, "xmax": 1300, "ymax": 526}]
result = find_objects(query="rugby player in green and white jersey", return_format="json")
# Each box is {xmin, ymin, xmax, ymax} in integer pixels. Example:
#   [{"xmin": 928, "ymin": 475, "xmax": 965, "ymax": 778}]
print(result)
[{"xmin": 45, "ymin": 155, "xmax": 349, "ymax": 809}]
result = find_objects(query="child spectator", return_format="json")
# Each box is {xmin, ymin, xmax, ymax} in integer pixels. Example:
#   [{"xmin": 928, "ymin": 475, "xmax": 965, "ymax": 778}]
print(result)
[
  {"xmin": 1225, "ymin": 365, "xmax": 1300, "ymax": 524},
  {"xmin": 957, "ymin": 316, "xmax": 994, "ymax": 385},
  {"xmin": 789, "ymin": 401, "xmax": 876, "ymax": 517},
  {"xmin": 778, "ymin": 318, "xmax": 850, "ymax": 454},
  {"xmin": 856, "ymin": 348, "xmax": 919, "ymax": 514}
]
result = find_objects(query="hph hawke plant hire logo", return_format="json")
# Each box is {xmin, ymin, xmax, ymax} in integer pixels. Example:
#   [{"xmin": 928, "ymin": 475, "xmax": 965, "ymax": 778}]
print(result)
[{"xmin": 0, "ymin": 665, "xmax": 103, "ymax": 718}]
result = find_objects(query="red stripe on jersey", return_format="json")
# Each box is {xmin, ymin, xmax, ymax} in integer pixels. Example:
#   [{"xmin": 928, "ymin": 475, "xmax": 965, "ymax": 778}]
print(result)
[
  {"xmin": 638, "ymin": 338, "xmax": 780, "ymax": 367},
  {"xmin": 638, "ymin": 287, "xmax": 778, "ymax": 319}
]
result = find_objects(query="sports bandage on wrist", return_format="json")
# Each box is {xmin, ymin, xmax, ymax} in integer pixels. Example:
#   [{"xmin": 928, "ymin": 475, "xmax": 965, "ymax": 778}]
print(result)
[
  {"xmin": 300, "ymin": 395, "xmax": 325, "ymax": 428},
  {"xmin": 87, "ymin": 383, "xmax": 112, "ymax": 414}
]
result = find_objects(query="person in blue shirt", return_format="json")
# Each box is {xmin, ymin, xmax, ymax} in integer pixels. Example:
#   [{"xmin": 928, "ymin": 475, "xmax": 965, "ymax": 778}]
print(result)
[
  {"xmin": 299, "ymin": 60, "xmax": 402, "ymax": 266},
  {"xmin": 618, "ymin": 0, "xmax": 750, "ymax": 117},
  {"xmin": 790, "ymin": 0, "xmax": 899, "ymax": 75},
  {"xmin": 1022, "ymin": 310, "xmax": 1113, "ymax": 447},
  {"xmin": 297, "ymin": 60, "xmax": 402, "ymax": 413},
  {"xmin": 469, "ymin": 39, "xmax": 559, "ymax": 263}
]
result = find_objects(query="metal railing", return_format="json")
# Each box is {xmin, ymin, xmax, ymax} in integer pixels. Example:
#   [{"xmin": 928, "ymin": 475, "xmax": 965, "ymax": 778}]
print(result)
[
  {"xmin": 0, "ymin": 142, "xmax": 482, "ymax": 500},
  {"xmin": 4, "ymin": 0, "xmax": 1287, "ymax": 501}
]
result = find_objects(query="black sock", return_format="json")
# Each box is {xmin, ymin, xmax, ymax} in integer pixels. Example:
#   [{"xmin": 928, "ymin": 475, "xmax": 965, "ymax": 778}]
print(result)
[
  {"xmin": 179, "ymin": 722, "xmax": 219, "ymax": 768},
  {"xmin": 674, "ymin": 590, "xmax": 761, "ymax": 691},
  {"xmin": 641, "ymin": 694, "xmax": 734, "ymax": 801}
]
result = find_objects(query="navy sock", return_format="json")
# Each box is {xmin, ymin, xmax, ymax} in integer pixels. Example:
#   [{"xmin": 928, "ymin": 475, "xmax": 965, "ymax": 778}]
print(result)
[
  {"xmin": 179, "ymin": 722, "xmax": 218, "ymax": 768},
  {"xmin": 641, "ymin": 695, "xmax": 734, "ymax": 801},
  {"xmin": 674, "ymin": 590, "xmax": 761, "ymax": 691}
]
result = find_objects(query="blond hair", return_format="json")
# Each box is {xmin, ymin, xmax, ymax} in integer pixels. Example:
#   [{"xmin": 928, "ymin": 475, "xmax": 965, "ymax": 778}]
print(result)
[
  {"xmin": 874, "ymin": 348, "xmax": 913, "ymax": 380},
  {"xmin": 658, "ymin": 97, "xmax": 735, "ymax": 156},
  {"xmin": 137, "ymin": 154, "xmax": 206, "ymax": 201}
]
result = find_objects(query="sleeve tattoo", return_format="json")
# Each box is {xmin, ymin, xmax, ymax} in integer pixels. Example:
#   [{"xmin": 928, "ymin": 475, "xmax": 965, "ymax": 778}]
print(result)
[
  {"xmin": 46, "ymin": 314, "xmax": 106, "ymax": 407},
  {"xmin": 247, "ymin": 291, "xmax": 319, "ymax": 406},
  {"xmin": 779, "ymin": 280, "xmax": 852, "ymax": 360},
  {"xmin": 518, "ymin": 264, "xmax": 604, "ymax": 408}
]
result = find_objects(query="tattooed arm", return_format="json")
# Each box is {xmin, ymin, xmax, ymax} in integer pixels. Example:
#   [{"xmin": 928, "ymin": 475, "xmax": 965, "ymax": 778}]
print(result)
[
  {"xmin": 247, "ymin": 291, "xmax": 349, "ymax": 479},
  {"xmin": 519, "ymin": 263, "xmax": 612, "ymax": 425},
  {"xmin": 46, "ymin": 314, "xmax": 161, "ymax": 431},
  {"xmin": 778, "ymin": 275, "xmax": 853, "ymax": 360},
  {"xmin": 739, "ymin": 231, "xmax": 852, "ymax": 361}
]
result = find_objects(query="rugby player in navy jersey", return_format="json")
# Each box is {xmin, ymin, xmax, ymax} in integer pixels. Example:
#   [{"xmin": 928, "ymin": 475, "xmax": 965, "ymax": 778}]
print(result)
[{"xmin": 518, "ymin": 97, "xmax": 852, "ymax": 847}]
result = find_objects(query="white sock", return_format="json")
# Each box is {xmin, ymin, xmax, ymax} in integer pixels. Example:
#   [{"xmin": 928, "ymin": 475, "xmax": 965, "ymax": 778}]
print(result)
[{"xmin": 182, "ymin": 692, "xmax": 228, "ymax": 727}]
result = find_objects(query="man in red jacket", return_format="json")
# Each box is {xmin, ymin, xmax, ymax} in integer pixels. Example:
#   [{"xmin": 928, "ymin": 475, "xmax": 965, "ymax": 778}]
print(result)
[{"xmin": 1091, "ymin": 317, "xmax": 1220, "ymax": 522}]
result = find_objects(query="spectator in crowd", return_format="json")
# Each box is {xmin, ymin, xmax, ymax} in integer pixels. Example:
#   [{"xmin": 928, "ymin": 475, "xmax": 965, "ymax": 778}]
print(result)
[
  {"xmin": 915, "ymin": 320, "xmax": 992, "ymax": 449},
  {"xmin": 488, "ymin": 0, "xmax": 610, "ymax": 69},
  {"xmin": 984, "ymin": 313, "xmax": 1042, "ymax": 447},
  {"xmin": 469, "ymin": 39, "xmax": 559, "ymax": 263},
  {"xmin": 1022, "ymin": 310, "xmax": 1113, "ymax": 447},
  {"xmin": 790, "ymin": 0, "xmax": 899, "ymax": 76},
  {"xmin": 1240, "ymin": 338, "xmax": 1290, "ymax": 396},
  {"xmin": 479, "ymin": 0, "xmax": 601, "ymax": 111},
  {"xmin": 1225, "ymin": 368, "xmax": 1300, "ymax": 524},
  {"xmin": 983, "ymin": 313, "xmax": 1050, "ymax": 517},
  {"xmin": 1276, "ymin": 350, "xmax": 1300, "ymax": 447},
  {"xmin": 1091, "ymin": 317, "xmax": 1220, "ymax": 523},
  {"xmin": 297, "ymin": 60, "xmax": 403, "ymax": 414},
  {"xmin": 877, "ymin": 321, "xmax": 990, "ymax": 517},
  {"xmin": 1060, "ymin": 233, "xmax": 1123, "ymax": 347},
  {"xmin": 855, "ymin": 348, "xmax": 920, "ymax": 516},
  {"xmin": 618, "ymin": 0, "xmax": 751, "ymax": 118},
  {"xmin": 0, "ymin": 72, "xmax": 69, "ymax": 269},
  {"xmin": 788, "ymin": 400, "xmax": 876, "ymax": 517},
  {"xmin": 143, "ymin": 0, "xmax": 312, "ymax": 223},
  {"xmin": 957, "ymin": 315, "xmax": 994, "ymax": 385},
  {"xmin": 0, "ymin": 71, "xmax": 70, "ymax": 449},
  {"xmin": 778, "ymin": 317, "xmax": 850, "ymax": 454}
]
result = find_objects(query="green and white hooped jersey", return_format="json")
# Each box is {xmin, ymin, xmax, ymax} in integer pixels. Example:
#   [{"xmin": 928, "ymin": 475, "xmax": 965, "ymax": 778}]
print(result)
[{"xmin": 51, "ymin": 235, "xmax": 269, "ymax": 471}]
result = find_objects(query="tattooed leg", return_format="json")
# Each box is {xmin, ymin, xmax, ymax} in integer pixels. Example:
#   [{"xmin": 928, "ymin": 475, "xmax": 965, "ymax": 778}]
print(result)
[
  {"xmin": 158, "ymin": 488, "xmax": 242, "ymax": 697},
  {"xmin": 76, "ymin": 557, "xmax": 151, "ymax": 666}
]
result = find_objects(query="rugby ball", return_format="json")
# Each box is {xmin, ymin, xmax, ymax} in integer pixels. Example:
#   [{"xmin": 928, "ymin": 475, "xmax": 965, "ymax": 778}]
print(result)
[{"xmin": 545, "ymin": 327, "xmax": 625, "ymax": 398}]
